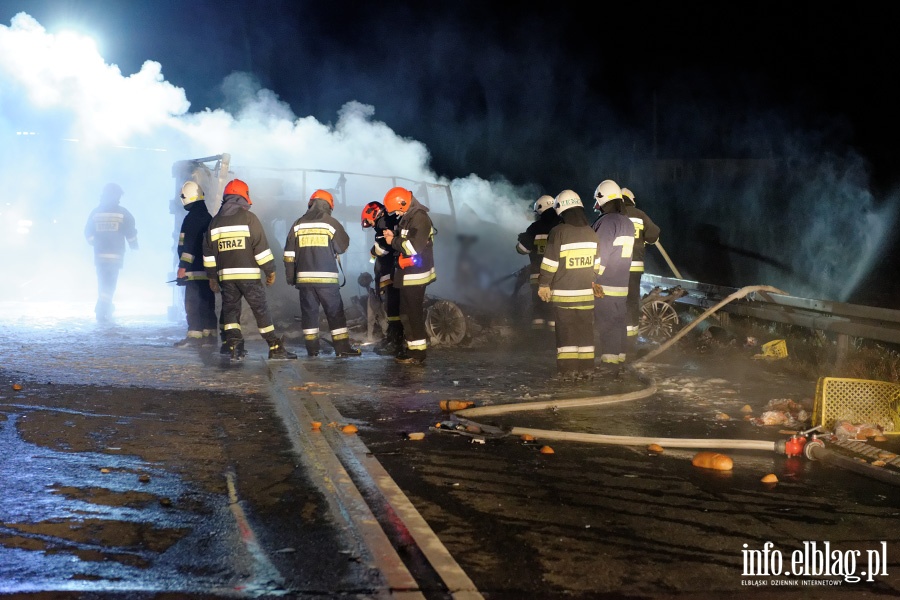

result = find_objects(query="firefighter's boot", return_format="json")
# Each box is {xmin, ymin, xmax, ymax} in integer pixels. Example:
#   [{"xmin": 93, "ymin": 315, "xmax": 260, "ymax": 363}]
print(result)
[
  {"xmin": 268, "ymin": 337, "xmax": 298, "ymax": 360},
  {"xmin": 229, "ymin": 340, "xmax": 246, "ymax": 362},
  {"xmin": 334, "ymin": 338, "xmax": 362, "ymax": 358},
  {"xmin": 374, "ymin": 323, "xmax": 402, "ymax": 355}
]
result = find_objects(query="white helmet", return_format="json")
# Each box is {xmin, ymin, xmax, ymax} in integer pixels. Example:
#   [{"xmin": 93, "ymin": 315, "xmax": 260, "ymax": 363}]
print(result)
[
  {"xmin": 593, "ymin": 179, "xmax": 622, "ymax": 210},
  {"xmin": 620, "ymin": 187, "xmax": 635, "ymax": 205},
  {"xmin": 181, "ymin": 181, "xmax": 204, "ymax": 206},
  {"xmin": 533, "ymin": 195, "xmax": 555, "ymax": 215},
  {"xmin": 554, "ymin": 189, "xmax": 583, "ymax": 215}
]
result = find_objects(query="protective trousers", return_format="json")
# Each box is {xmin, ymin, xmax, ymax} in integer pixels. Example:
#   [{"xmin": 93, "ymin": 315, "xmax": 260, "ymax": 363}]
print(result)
[
  {"xmin": 595, "ymin": 295, "xmax": 628, "ymax": 364},
  {"xmin": 383, "ymin": 284, "xmax": 404, "ymax": 342},
  {"xmin": 184, "ymin": 280, "xmax": 217, "ymax": 338},
  {"xmin": 299, "ymin": 286, "xmax": 352, "ymax": 355},
  {"xmin": 625, "ymin": 271, "xmax": 643, "ymax": 352},
  {"xmin": 530, "ymin": 283, "xmax": 554, "ymax": 329},
  {"xmin": 221, "ymin": 280, "xmax": 278, "ymax": 345},
  {"xmin": 399, "ymin": 285, "xmax": 427, "ymax": 360},
  {"xmin": 95, "ymin": 263, "xmax": 120, "ymax": 321},
  {"xmin": 553, "ymin": 306, "xmax": 594, "ymax": 374}
]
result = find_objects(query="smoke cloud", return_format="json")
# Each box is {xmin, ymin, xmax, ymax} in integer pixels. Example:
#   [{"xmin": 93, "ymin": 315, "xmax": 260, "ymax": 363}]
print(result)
[
  {"xmin": 1, "ymin": 7, "xmax": 897, "ymax": 327},
  {"xmin": 0, "ymin": 12, "xmax": 533, "ymax": 320}
]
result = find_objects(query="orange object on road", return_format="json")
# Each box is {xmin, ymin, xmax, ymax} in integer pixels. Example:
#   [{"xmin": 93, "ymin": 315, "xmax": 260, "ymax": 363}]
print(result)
[{"xmin": 691, "ymin": 451, "xmax": 733, "ymax": 471}]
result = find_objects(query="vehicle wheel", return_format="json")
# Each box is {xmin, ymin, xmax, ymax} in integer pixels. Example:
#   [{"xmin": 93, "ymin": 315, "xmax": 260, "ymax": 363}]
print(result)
[
  {"xmin": 639, "ymin": 301, "xmax": 679, "ymax": 342},
  {"xmin": 425, "ymin": 300, "xmax": 467, "ymax": 345}
]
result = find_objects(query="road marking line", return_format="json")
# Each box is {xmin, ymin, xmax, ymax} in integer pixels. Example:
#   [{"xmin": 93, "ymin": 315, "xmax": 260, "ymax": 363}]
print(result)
[{"xmin": 314, "ymin": 397, "xmax": 484, "ymax": 600}]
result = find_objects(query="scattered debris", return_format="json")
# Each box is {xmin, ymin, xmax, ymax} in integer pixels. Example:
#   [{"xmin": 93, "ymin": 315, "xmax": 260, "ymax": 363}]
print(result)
[
  {"xmin": 439, "ymin": 400, "xmax": 475, "ymax": 411},
  {"xmin": 311, "ymin": 421, "xmax": 322, "ymax": 431},
  {"xmin": 520, "ymin": 434, "xmax": 535, "ymax": 442},
  {"xmin": 647, "ymin": 444, "xmax": 664, "ymax": 453},
  {"xmin": 100, "ymin": 468, "xmax": 111, "ymax": 474},
  {"xmin": 740, "ymin": 405, "xmax": 753, "ymax": 413},
  {"xmin": 715, "ymin": 412, "xmax": 731, "ymax": 421},
  {"xmin": 753, "ymin": 339, "xmax": 788, "ymax": 360},
  {"xmin": 138, "ymin": 474, "xmax": 151, "ymax": 483},
  {"xmin": 752, "ymin": 399, "xmax": 809, "ymax": 428},
  {"xmin": 872, "ymin": 460, "xmax": 887, "ymax": 468},
  {"xmin": 691, "ymin": 452, "xmax": 733, "ymax": 471},
  {"xmin": 12, "ymin": 383, "xmax": 22, "ymax": 391},
  {"xmin": 833, "ymin": 420, "xmax": 882, "ymax": 441},
  {"xmin": 407, "ymin": 432, "xmax": 425, "ymax": 441},
  {"xmin": 341, "ymin": 424, "xmax": 358, "ymax": 434}
]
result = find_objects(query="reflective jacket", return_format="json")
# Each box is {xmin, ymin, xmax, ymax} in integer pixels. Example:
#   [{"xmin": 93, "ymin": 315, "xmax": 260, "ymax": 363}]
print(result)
[
  {"xmin": 591, "ymin": 212, "xmax": 635, "ymax": 297},
  {"xmin": 283, "ymin": 199, "xmax": 350, "ymax": 287},
  {"xmin": 84, "ymin": 202, "xmax": 138, "ymax": 267},
  {"xmin": 516, "ymin": 210, "xmax": 561, "ymax": 285},
  {"xmin": 203, "ymin": 195, "xmax": 275, "ymax": 282},
  {"xmin": 390, "ymin": 196, "xmax": 436, "ymax": 288},
  {"xmin": 622, "ymin": 204, "xmax": 660, "ymax": 273},
  {"xmin": 537, "ymin": 216, "xmax": 600, "ymax": 310},
  {"xmin": 177, "ymin": 201, "xmax": 212, "ymax": 280},
  {"xmin": 370, "ymin": 212, "xmax": 400, "ymax": 290}
]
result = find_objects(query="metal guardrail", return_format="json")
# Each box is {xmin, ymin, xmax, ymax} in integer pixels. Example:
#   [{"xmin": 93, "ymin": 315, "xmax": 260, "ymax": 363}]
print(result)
[{"xmin": 642, "ymin": 274, "xmax": 900, "ymax": 347}]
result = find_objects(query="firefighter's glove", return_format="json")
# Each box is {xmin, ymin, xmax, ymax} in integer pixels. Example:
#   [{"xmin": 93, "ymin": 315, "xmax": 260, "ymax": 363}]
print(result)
[
  {"xmin": 592, "ymin": 282, "xmax": 604, "ymax": 298},
  {"xmin": 538, "ymin": 286, "xmax": 552, "ymax": 302},
  {"xmin": 209, "ymin": 279, "xmax": 220, "ymax": 294},
  {"xmin": 266, "ymin": 272, "xmax": 276, "ymax": 286}
]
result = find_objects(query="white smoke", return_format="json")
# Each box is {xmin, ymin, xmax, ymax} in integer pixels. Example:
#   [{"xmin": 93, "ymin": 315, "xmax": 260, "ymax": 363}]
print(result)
[{"xmin": 0, "ymin": 12, "xmax": 533, "ymax": 320}]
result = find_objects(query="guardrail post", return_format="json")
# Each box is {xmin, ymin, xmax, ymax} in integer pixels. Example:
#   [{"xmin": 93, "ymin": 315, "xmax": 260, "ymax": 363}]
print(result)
[{"xmin": 835, "ymin": 333, "xmax": 849, "ymax": 371}]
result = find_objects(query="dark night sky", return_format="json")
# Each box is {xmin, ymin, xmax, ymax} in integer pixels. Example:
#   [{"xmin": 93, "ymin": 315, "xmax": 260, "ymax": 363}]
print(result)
[{"xmin": 4, "ymin": 0, "xmax": 900, "ymax": 194}]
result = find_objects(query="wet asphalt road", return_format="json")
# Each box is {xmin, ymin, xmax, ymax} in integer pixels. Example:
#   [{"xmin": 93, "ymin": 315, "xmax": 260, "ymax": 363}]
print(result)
[{"xmin": 1, "ymin": 312, "xmax": 899, "ymax": 599}]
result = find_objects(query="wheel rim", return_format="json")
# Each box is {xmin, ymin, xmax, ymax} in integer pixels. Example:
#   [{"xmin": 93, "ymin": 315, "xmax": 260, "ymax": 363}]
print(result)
[
  {"xmin": 425, "ymin": 300, "xmax": 467, "ymax": 345},
  {"xmin": 639, "ymin": 301, "xmax": 679, "ymax": 342}
]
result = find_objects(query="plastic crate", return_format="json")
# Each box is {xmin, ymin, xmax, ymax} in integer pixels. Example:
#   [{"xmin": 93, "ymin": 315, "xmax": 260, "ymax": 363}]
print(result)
[
  {"xmin": 812, "ymin": 377, "xmax": 900, "ymax": 435},
  {"xmin": 752, "ymin": 339, "xmax": 788, "ymax": 360}
]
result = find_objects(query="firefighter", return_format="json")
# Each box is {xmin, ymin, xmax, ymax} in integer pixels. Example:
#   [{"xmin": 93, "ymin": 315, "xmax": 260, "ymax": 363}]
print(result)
[
  {"xmin": 516, "ymin": 195, "xmax": 561, "ymax": 331},
  {"xmin": 591, "ymin": 180, "xmax": 636, "ymax": 369},
  {"xmin": 173, "ymin": 181, "xmax": 217, "ymax": 348},
  {"xmin": 284, "ymin": 189, "xmax": 361, "ymax": 358},
  {"xmin": 203, "ymin": 179, "xmax": 297, "ymax": 361},
  {"xmin": 382, "ymin": 187, "xmax": 436, "ymax": 365},
  {"xmin": 84, "ymin": 182, "xmax": 138, "ymax": 322},
  {"xmin": 362, "ymin": 201, "xmax": 404, "ymax": 355},
  {"xmin": 537, "ymin": 190, "xmax": 602, "ymax": 377},
  {"xmin": 620, "ymin": 187, "xmax": 661, "ymax": 354}
]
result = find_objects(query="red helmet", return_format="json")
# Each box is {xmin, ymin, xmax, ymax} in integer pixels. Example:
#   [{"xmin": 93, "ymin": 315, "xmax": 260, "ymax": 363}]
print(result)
[
  {"xmin": 361, "ymin": 201, "xmax": 385, "ymax": 228},
  {"xmin": 309, "ymin": 189, "xmax": 334, "ymax": 209},
  {"xmin": 224, "ymin": 179, "xmax": 251, "ymax": 204},
  {"xmin": 383, "ymin": 187, "xmax": 412, "ymax": 214}
]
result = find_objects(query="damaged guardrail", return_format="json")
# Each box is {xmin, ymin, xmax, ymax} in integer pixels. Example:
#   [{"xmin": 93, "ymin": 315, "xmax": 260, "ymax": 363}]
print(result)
[{"xmin": 642, "ymin": 274, "xmax": 900, "ymax": 361}]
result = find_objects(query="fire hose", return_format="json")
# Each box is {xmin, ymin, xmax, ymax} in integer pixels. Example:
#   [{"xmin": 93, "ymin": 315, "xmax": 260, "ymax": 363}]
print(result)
[{"xmin": 455, "ymin": 285, "xmax": 792, "ymax": 454}]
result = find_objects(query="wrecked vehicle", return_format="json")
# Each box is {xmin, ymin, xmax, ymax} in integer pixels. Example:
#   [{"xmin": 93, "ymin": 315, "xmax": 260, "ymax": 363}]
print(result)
[{"xmin": 169, "ymin": 154, "xmax": 526, "ymax": 347}]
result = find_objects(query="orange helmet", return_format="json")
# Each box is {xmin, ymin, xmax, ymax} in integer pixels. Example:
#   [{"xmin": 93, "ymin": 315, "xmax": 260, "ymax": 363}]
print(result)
[
  {"xmin": 383, "ymin": 187, "xmax": 412, "ymax": 214},
  {"xmin": 309, "ymin": 189, "xmax": 334, "ymax": 209},
  {"xmin": 224, "ymin": 179, "xmax": 251, "ymax": 204},
  {"xmin": 361, "ymin": 201, "xmax": 385, "ymax": 228}
]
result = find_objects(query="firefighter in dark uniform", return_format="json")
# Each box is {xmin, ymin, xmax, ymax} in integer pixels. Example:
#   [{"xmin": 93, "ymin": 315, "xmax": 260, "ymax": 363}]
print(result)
[
  {"xmin": 203, "ymin": 179, "xmax": 297, "ymax": 361},
  {"xmin": 516, "ymin": 194, "xmax": 561, "ymax": 331},
  {"xmin": 620, "ymin": 187, "xmax": 661, "ymax": 355},
  {"xmin": 591, "ymin": 180, "xmax": 636, "ymax": 368},
  {"xmin": 284, "ymin": 189, "xmax": 361, "ymax": 358},
  {"xmin": 362, "ymin": 201, "xmax": 404, "ymax": 355},
  {"xmin": 382, "ymin": 187, "xmax": 436, "ymax": 365},
  {"xmin": 537, "ymin": 190, "xmax": 602, "ymax": 377},
  {"xmin": 173, "ymin": 181, "xmax": 216, "ymax": 347},
  {"xmin": 84, "ymin": 182, "xmax": 138, "ymax": 322}
]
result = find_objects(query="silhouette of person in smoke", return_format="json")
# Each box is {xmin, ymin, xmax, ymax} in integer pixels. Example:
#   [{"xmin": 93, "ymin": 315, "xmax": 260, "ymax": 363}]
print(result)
[{"xmin": 84, "ymin": 183, "xmax": 138, "ymax": 322}]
